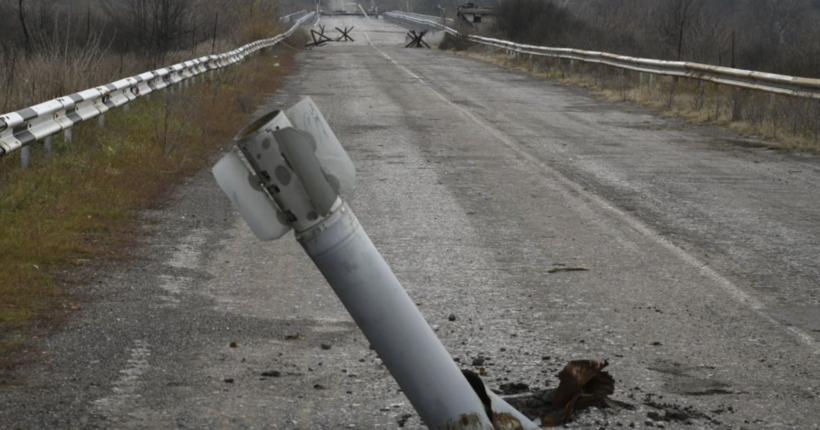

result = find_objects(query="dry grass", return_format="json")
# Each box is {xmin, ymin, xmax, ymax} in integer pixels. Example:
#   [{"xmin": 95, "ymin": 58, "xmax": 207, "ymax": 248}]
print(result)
[
  {"xmin": 453, "ymin": 45, "xmax": 820, "ymax": 154},
  {"xmin": 0, "ymin": 26, "xmax": 276, "ymax": 115},
  {"xmin": 0, "ymin": 37, "xmax": 302, "ymax": 374}
]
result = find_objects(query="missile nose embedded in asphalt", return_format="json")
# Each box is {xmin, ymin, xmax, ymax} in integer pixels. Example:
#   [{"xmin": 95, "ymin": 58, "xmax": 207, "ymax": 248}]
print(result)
[{"xmin": 211, "ymin": 97, "xmax": 616, "ymax": 429}]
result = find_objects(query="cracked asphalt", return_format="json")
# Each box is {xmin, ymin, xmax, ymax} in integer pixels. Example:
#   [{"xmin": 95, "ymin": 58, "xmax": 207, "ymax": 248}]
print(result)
[{"xmin": 2, "ymin": 16, "xmax": 820, "ymax": 429}]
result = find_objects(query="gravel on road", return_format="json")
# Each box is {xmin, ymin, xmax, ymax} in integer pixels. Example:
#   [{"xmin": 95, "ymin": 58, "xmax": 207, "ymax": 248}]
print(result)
[{"xmin": 2, "ymin": 16, "xmax": 819, "ymax": 429}]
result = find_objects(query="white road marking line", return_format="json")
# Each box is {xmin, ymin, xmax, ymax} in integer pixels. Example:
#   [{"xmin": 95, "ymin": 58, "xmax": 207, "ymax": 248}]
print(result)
[
  {"xmin": 158, "ymin": 228, "xmax": 206, "ymax": 307},
  {"xmin": 92, "ymin": 340, "xmax": 151, "ymax": 417},
  {"xmin": 168, "ymin": 229, "xmax": 206, "ymax": 269},
  {"xmin": 362, "ymin": 34, "xmax": 820, "ymax": 354}
]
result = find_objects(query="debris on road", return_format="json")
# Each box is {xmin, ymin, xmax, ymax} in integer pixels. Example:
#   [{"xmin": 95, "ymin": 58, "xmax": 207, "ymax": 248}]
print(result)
[
  {"xmin": 229, "ymin": 341, "xmax": 238, "ymax": 348},
  {"xmin": 552, "ymin": 360, "xmax": 615, "ymax": 419},
  {"xmin": 260, "ymin": 370, "xmax": 281, "ymax": 377},
  {"xmin": 305, "ymin": 25, "xmax": 333, "ymax": 48},
  {"xmin": 396, "ymin": 413, "xmax": 413, "ymax": 427},
  {"xmin": 498, "ymin": 359, "xmax": 619, "ymax": 426},
  {"xmin": 644, "ymin": 400, "xmax": 712, "ymax": 426},
  {"xmin": 284, "ymin": 332, "xmax": 299, "ymax": 340},
  {"xmin": 547, "ymin": 266, "xmax": 589, "ymax": 274},
  {"xmin": 320, "ymin": 343, "xmax": 332, "ymax": 350},
  {"xmin": 335, "ymin": 26, "xmax": 355, "ymax": 42},
  {"xmin": 499, "ymin": 382, "xmax": 530, "ymax": 395},
  {"xmin": 405, "ymin": 30, "xmax": 430, "ymax": 48}
]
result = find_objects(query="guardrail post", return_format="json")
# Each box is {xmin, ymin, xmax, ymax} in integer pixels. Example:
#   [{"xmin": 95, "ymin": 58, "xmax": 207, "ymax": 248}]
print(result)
[
  {"xmin": 64, "ymin": 128, "xmax": 73, "ymax": 143},
  {"xmin": 21, "ymin": 146, "xmax": 30, "ymax": 169},
  {"xmin": 98, "ymin": 114, "xmax": 106, "ymax": 128},
  {"xmin": 44, "ymin": 136, "xmax": 52, "ymax": 158},
  {"xmin": 124, "ymin": 103, "xmax": 130, "ymax": 113},
  {"xmin": 639, "ymin": 72, "xmax": 644, "ymax": 87},
  {"xmin": 649, "ymin": 73, "xmax": 655, "ymax": 85}
]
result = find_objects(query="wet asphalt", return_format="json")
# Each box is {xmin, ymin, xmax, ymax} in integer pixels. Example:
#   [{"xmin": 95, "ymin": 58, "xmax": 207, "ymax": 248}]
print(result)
[{"xmin": 2, "ymin": 16, "xmax": 820, "ymax": 430}]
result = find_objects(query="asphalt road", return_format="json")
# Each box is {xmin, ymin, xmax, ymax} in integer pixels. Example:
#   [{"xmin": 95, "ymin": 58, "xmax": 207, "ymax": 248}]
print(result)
[{"xmin": 3, "ymin": 16, "xmax": 820, "ymax": 429}]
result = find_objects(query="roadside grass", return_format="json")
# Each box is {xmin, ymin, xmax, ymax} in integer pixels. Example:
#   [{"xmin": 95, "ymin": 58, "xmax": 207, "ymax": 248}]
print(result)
[
  {"xmin": 0, "ymin": 40, "xmax": 301, "ymax": 374},
  {"xmin": 450, "ymin": 45, "xmax": 820, "ymax": 154}
]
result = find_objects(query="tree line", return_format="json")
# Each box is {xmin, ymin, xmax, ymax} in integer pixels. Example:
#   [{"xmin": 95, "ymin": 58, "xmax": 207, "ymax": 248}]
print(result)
[
  {"xmin": 0, "ymin": 0, "xmax": 304, "ymax": 60},
  {"xmin": 0, "ymin": 0, "xmax": 317, "ymax": 113},
  {"xmin": 494, "ymin": 0, "xmax": 820, "ymax": 78}
]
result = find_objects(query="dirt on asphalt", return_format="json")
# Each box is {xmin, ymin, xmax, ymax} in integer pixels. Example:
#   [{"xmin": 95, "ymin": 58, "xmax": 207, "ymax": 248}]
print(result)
[{"xmin": 2, "ymin": 16, "xmax": 820, "ymax": 429}]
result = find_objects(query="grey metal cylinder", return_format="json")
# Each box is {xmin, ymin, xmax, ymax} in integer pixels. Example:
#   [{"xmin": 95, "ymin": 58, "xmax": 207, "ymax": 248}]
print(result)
[{"xmin": 299, "ymin": 203, "xmax": 494, "ymax": 430}]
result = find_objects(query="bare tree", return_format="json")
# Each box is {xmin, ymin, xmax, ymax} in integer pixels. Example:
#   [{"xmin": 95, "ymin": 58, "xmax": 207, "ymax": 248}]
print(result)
[
  {"xmin": 651, "ymin": 0, "xmax": 704, "ymax": 60},
  {"xmin": 229, "ymin": 0, "xmax": 279, "ymax": 43},
  {"xmin": 495, "ymin": 0, "xmax": 583, "ymax": 46},
  {"xmin": 16, "ymin": 0, "xmax": 32, "ymax": 54},
  {"xmin": 571, "ymin": 0, "xmax": 650, "ymax": 55},
  {"xmin": 746, "ymin": 0, "xmax": 809, "ymax": 47},
  {"xmin": 102, "ymin": 0, "xmax": 194, "ymax": 58},
  {"xmin": 685, "ymin": 6, "xmax": 730, "ymax": 64}
]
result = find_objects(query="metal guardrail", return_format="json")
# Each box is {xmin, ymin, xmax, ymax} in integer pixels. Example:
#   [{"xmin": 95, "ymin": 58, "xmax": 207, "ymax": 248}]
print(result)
[
  {"xmin": 0, "ymin": 12, "xmax": 316, "ymax": 160},
  {"xmin": 384, "ymin": 12, "xmax": 459, "ymax": 36},
  {"xmin": 279, "ymin": 9, "xmax": 310, "ymax": 23},
  {"xmin": 384, "ymin": 12, "xmax": 820, "ymax": 100},
  {"xmin": 392, "ymin": 11, "xmax": 455, "ymax": 27}
]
